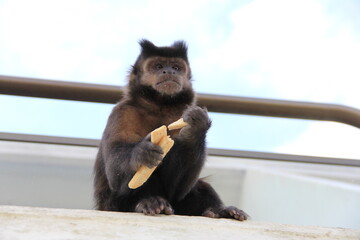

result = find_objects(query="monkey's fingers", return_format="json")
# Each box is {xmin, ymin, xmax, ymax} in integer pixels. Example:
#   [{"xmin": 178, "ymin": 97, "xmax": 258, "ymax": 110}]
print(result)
[{"xmin": 168, "ymin": 118, "xmax": 188, "ymax": 130}]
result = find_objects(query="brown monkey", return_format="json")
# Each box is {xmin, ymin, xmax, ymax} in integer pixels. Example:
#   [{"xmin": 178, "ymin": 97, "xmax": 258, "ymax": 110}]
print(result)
[{"xmin": 93, "ymin": 39, "xmax": 248, "ymax": 220}]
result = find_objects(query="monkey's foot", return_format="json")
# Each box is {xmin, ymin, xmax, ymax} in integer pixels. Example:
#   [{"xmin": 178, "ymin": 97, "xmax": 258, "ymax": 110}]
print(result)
[
  {"xmin": 203, "ymin": 206, "xmax": 249, "ymax": 221},
  {"xmin": 135, "ymin": 196, "xmax": 174, "ymax": 216}
]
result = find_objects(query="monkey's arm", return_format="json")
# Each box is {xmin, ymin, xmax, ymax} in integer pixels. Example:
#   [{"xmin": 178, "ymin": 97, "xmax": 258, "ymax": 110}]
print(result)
[
  {"xmin": 101, "ymin": 108, "xmax": 163, "ymax": 194},
  {"xmin": 167, "ymin": 106, "xmax": 211, "ymax": 199},
  {"xmin": 171, "ymin": 107, "xmax": 248, "ymax": 221}
]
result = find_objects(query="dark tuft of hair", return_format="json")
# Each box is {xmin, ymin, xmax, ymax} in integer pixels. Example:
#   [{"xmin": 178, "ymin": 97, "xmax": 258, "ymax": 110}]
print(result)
[{"xmin": 138, "ymin": 39, "xmax": 189, "ymax": 62}]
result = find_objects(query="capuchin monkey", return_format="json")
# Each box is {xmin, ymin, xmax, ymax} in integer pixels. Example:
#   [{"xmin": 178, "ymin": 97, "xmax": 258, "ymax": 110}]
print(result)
[{"xmin": 93, "ymin": 39, "xmax": 248, "ymax": 221}]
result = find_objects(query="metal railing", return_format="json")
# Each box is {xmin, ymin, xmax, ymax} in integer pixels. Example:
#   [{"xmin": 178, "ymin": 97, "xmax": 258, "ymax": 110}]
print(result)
[
  {"xmin": 1, "ymin": 74, "xmax": 360, "ymax": 166},
  {"xmin": 1, "ymin": 75, "xmax": 360, "ymax": 129}
]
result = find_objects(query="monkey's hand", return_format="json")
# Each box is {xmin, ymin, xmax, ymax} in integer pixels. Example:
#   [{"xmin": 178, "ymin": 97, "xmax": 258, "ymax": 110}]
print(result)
[
  {"xmin": 178, "ymin": 106, "xmax": 211, "ymax": 141},
  {"xmin": 203, "ymin": 206, "xmax": 249, "ymax": 221},
  {"xmin": 131, "ymin": 135, "xmax": 164, "ymax": 170}
]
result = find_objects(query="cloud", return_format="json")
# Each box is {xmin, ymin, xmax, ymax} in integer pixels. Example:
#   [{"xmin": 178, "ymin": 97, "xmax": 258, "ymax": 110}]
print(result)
[
  {"xmin": 194, "ymin": 0, "xmax": 360, "ymax": 106},
  {"xmin": 192, "ymin": 0, "xmax": 360, "ymax": 159},
  {"xmin": 0, "ymin": 0, "xmax": 239, "ymax": 85},
  {"xmin": 275, "ymin": 121, "xmax": 360, "ymax": 159},
  {"xmin": 0, "ymin": 0, "xmax": 131, "ymax": 84}
]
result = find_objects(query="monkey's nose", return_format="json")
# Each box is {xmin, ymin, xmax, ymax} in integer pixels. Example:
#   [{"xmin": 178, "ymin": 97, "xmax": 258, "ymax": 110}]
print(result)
[{"xmin": 162, "ymin": 67, "xmax": 175, "ymax": 74}]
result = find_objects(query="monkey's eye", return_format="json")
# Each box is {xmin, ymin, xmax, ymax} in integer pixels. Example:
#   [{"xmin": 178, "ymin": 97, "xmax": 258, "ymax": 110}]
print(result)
[
  {"xmin": 172, "ymin": 65, "xmax": 180, "ymax": 71},
  {"xmin": 155, "ymin": 64, "xmax": 163, "ymax": 69}
]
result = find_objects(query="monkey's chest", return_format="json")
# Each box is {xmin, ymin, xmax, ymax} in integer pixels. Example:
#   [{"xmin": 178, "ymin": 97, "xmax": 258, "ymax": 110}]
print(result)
[{"xmin": 139, "ymin": 112, "xmax": 183, "ymax": 134}]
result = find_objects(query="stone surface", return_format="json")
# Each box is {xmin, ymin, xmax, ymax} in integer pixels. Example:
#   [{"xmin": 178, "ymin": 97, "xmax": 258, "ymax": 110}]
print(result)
[{"xmin": 0, "ymin": 206, "xmax": 359, "ymax": 240}]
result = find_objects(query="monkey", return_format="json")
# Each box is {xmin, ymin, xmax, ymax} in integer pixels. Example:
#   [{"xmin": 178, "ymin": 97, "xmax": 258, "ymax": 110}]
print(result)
[{"xmin": 93, "ymin": 39, "xmax": 249, "ymax": 221}]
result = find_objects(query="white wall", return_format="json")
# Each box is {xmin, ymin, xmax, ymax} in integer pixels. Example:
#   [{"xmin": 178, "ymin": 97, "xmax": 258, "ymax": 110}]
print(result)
[{"xmin": 1, "ymin": 141, "xmax": 359, "ymax": 229}]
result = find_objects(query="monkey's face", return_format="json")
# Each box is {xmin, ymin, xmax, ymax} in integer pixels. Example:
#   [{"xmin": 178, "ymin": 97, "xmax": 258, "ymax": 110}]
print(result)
[{"xmin": 140, "ymin": 57, "xmax": 191, "ymax": 96}]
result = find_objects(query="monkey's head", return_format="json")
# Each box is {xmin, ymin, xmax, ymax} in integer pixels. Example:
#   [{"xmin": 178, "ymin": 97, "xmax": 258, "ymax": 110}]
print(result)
[{"xmin": 129, "ymin": 39, "xmax": 192, "ymax": 97}]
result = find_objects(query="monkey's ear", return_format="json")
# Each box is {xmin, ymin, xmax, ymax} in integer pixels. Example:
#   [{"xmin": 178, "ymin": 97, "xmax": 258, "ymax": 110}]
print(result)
[
  {"xmin": 139, "ymin": 39, "xmax": 156, "ymax": 52},
  {"xmin": 172, "ymin": 41, "xmax": 188, "ymax": 55}
]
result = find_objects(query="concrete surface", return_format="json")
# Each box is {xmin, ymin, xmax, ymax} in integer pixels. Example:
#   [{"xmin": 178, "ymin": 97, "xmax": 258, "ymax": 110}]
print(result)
[{"xmin": 0, "ymin": 205, "xmax": 359, "ymax": 240}]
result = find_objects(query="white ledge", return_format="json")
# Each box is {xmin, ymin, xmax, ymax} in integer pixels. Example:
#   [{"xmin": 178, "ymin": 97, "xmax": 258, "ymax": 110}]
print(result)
[{"xmin": 0, "ymin": 205, "xmax": 359, "ymax": 240}]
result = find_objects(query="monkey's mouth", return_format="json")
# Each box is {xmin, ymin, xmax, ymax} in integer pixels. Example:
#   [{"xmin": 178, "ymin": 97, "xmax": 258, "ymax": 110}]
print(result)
[
  {"xmin": 154, "ymin": 78, "xmax": 182, "ymax": 95},
  {"xmin": 156, "ymin": 79, "xmax": 180, "ymax": 86}
]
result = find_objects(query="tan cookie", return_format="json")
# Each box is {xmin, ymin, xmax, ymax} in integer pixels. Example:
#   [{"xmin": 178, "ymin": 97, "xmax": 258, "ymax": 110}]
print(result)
[
  {"xmin": 168, "ymin": 118, "xmax": 188, "ymax": 130},
  {"xmin": 128, "ymin": 119, "xmax": 187, "ymax": 189}
]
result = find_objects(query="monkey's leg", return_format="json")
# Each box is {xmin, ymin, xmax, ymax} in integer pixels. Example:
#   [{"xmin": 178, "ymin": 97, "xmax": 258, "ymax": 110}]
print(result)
[{"xmin": 174, "ymin": 180, "xmax": 249, "ymax": 221}]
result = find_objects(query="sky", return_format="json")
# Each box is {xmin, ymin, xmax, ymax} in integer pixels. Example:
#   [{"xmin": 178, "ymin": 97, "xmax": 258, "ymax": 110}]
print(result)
[{"xmin": 0, "ymin": 0, "xmax": 360, "ymax": 159}]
